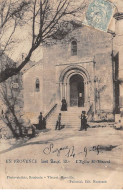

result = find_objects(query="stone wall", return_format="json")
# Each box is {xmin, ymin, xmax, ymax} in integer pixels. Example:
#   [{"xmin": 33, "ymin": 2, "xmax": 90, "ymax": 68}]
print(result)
[
  {"xmin": 42, "ymin": 26, "xmax": 114, "ymax": 119},
  {"xmin": 22, "ymin": 64, "xmax": 43, "ymax": 119}
]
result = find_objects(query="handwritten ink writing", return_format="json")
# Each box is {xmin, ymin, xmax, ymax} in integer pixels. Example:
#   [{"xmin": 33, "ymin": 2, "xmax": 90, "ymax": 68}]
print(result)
[{"xmin": 43, "ymin": 143, "xmax": 102, "ymax": 158}]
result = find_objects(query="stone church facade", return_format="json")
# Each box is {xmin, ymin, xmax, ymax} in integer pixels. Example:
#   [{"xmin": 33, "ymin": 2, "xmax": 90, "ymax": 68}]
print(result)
[{"xmin": 23, "ymin": 25, "xmax": 115, "ymax": 124}]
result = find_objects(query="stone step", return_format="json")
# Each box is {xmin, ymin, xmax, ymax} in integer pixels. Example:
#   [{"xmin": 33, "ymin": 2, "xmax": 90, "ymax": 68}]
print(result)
[
  {"xmin": 46, "ymin": 106, "xmax": 90, "ymax": 129},
  {"xmin": 47, "ymin": 124, "xmax": 81, "ymax": 129},
  {"xmin": 48, "ymin": 120, "xmax": 80, "ymax": 123},
  {"xmin": 47, "ymin": 123, "xmax": 81, "ymax": 127},
  {"xmin": 48, "ymin": 119, "xmax": 80, "ymax": 122}
]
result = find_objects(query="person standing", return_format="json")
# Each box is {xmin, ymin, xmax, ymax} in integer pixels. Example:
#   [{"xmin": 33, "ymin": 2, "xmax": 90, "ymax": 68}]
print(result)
[
  {"xmin": 55, "ymin": 113, "xmax": 61, "ymax": 130},
  {"xmin": 83, "ymin": 111, "xmax": 88, "ymax": 131},
  {"xmin": 31, "ymin": 124, "xmax": 36, "ymax": 137},
  {"xmin": 42, "ymin": 117, "xmax": 46, "ymax": 129},
  {"xmin": 61, "ymin": 98, "xmax": 67, "ymax": 111},
  {"xmin": 38, "ymin": 112, "xmax": 43, "ymax": 130},
  {"xmin": 80, "ymin": 111, "xmax": 84, "ymax": 131},
  {"xmin": 80, "ymin": 111, "xmax": 88, "ymax": 131}
]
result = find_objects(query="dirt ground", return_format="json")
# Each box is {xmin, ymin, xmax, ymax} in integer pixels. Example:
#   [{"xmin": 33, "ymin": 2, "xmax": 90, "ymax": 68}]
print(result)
[{"xmin": 0, "ymin": 126, "xmax": 123, "ymax": 189}]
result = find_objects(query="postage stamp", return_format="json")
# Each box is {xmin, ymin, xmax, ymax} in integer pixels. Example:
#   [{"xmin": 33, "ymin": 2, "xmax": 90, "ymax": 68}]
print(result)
[{"xmin": 83, "ymin": 0, "xmax": 115, "ymax": 32}]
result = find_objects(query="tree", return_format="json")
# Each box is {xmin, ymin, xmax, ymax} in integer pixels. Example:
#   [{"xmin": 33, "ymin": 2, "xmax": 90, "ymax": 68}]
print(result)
[
  {"xmin": 0, "ymin": 74, "xmax": 36, "ymax": 138},
  {"xmin": 0, "ymin": 75, "xmax": 23, "ymax": 138},
  {"xmin": 0, "ymin": 0, "xmax": 86, "ymax": 83},
  {"xmin": 0, "ymin": 0, "xmax": 31, "ymax": 54}
]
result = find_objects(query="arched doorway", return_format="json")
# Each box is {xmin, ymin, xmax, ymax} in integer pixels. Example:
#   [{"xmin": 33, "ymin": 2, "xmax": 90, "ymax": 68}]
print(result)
[
  {"xmin": 59, "ymin": 65, "xmax": 92, "ymax": 108},
  {"xmin": 70, "ymin": 74, "xmax": 84, "ymax": 107}
]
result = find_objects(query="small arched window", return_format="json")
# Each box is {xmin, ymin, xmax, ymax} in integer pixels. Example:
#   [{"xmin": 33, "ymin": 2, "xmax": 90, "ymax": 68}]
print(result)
[
  {"xmin": 35, "ymin": 78, "xmax": 40, "ymax": 92},
  {"xmin": 71, "ymin": 40, "xmax": 77, "ymax": 56}
]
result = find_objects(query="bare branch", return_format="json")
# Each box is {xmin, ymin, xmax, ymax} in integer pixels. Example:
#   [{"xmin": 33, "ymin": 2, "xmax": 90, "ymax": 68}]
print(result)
[
  {"xmin": 1, "ymin": 20, "xmax": 17, "ymax": 56},
  {"xmin": 0, "ymin": 0, "xmax": 86, "ymax": 83},
  {"xmin": 32, "ymin": 0, "xmax": 37, "ymax": 45}
]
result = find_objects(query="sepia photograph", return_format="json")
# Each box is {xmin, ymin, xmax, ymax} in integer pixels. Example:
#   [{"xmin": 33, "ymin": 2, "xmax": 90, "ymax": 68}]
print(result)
[{"xmin": 0, "ymin": 0, "xmax": 123, "ymax": 189}]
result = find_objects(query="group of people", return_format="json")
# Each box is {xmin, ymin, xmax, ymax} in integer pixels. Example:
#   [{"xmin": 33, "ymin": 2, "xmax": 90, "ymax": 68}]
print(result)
[
  {"xmin": 55, "ymin": 111, "xmax": 88, "ymax": 132},
  {"xmin": 61, "ymin": 98, "xmax": 88, "ymax": 131},
  {"xmin": 38, "ymin": 98, "xmax": 88, "ymax": 131},
  {"xmin": 38, "ymin": 112, "xmax": 46, "ymax": 130}
]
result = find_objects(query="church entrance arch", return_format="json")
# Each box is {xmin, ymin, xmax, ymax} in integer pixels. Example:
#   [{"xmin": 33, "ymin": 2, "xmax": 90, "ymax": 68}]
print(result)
[
  {"xmin": 59, "ymin": 65, "xmax": 90, "ymax": 108},
  {"xmin": 70, "ymin": 74, "xmax": 84, "ymax": 107}
]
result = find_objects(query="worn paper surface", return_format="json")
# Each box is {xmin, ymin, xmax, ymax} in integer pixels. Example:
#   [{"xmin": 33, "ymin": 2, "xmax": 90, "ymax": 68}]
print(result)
[{"xmin": 0, "ymin": 0, "xmax": 123, "ymax": 189}]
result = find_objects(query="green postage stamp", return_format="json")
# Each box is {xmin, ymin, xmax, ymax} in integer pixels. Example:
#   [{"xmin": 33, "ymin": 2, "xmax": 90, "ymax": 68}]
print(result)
[{"xmin": 83, "ymin": 0, "xmax": 115, "ymax": 32}]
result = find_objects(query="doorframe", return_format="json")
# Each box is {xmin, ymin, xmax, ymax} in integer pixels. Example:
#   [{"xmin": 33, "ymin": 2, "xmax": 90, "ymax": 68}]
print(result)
[{"xmin": 59, "ymin": 65, "xmax": 91, "ymax": 108}]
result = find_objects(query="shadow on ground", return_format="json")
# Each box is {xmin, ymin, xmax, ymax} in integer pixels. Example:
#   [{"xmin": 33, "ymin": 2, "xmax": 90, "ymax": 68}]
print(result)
[{"xmin": 0, "ymin": 127, "xmax": 119, "ymax": 155}]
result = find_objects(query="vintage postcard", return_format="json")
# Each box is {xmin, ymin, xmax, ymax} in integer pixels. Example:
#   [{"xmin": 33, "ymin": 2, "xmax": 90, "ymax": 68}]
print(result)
[{"xmin": 0, "ymin": 0, "xmax": 123, "ymax": 189}]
